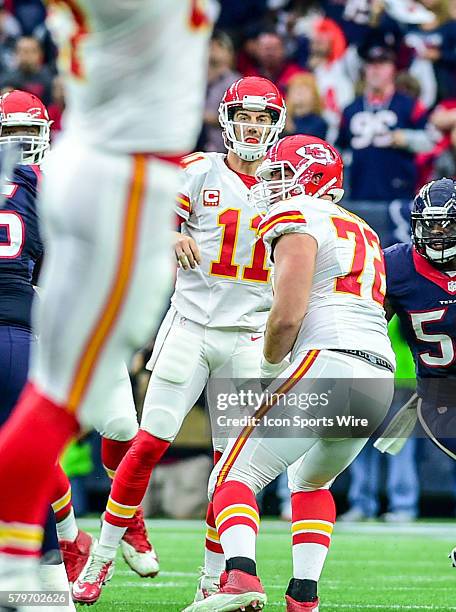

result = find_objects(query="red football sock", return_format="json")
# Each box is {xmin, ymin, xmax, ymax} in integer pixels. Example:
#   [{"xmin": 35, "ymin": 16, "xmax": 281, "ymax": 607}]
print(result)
[
  {"xmin": 204, "ymin": 450, "xmax": 224, "ymax": 556},
  {"xmin": 0, "ymin": 383, "xmax": 79, "ymax": 556},
  {"xmin": 105, "ymin": 428, "xmax": 169, "ymax": 527},
  {"xmin": 51, "ymin": 464, "xmax": 73, "ymax": 522},
  {"xmin": 291, "ymin": 489, "xmax": 336, "ymax": 581},
  {"xmin": 101, "ymin": 436, "xmax": 134, "ymax": 480},
  {"xmin": 213, "ymin": 480, "xmax": 259, "ymax": 562}
]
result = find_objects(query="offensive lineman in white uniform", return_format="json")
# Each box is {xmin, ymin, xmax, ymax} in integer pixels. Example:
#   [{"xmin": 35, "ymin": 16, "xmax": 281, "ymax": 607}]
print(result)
[
  {"xmin": 0, "ymin": 0, "xmax": 212, "ymax": 597},
  {"xmin": 184, "ymin": 135, "xmax": 395, "ymax": 612},
  {"xmin": 72, "ymin": 76, "xmax": 287, "ymax": 604}
]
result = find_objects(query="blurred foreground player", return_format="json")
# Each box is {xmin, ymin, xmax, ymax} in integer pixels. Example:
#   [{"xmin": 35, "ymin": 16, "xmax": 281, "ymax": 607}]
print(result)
[
  {"xmin": 0, "ymin": 89, "xmax": 74, "ymax": 608},
  {"xmin": 184, "ymin": 136, "xmax": 395, "ymax": 612},
  {"xmin": 0, "ymin": 0, "xmax": 212, "ymax": 597},
  {"xmin": 376, "ymin": 178, "xmax": 456, "ymax": 562}
]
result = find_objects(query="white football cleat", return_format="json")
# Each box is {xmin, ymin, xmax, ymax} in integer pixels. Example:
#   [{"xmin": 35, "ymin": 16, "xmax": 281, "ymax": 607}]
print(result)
[
  {"xmin": 39, "ymin": 561, "xmax": 76, "ymax": 611},
  {"xmin": 193, "ymin": 568, "xmax": 220, "ymax": 602},
  {"xmin": 183, "ymin": 569, "xmax": 266, "ymax": 612},
  {"xmin": 0, "ymin": 555, "xmax": 40, "ymax": 611},
  {"xmin": 120, "ymin": 507, "xmax": 159, "ymax": 578}
]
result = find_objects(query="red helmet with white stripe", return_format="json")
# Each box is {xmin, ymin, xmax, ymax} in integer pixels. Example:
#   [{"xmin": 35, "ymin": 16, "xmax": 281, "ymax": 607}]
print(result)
[
  {"xmin": 219, "ymin": 76, "xmax": 286, "ymax": 162},
  {"xmin": 251, "ymin": 134, "xmax": 344, "ymax": 210},
  {"xmin": 0, "ymin": 90, "xmax": 51, "ymax": 165}
]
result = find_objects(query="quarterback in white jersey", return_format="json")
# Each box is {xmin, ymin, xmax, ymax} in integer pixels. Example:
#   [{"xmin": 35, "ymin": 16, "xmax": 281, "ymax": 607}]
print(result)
[
  {"xmin": 0, "ymin": 0, "xmax": 213, "ymax": 597},
  {"xmin": 172, "ymin": 151, "xmax": 272, "ymax": 331},
  {"xmin": 185, "ymin": 136, "xmax": 395, "ymax": 612},
  {"xmin": 71, "ymin": 76, "xmax": 287, "ymax": 605}
]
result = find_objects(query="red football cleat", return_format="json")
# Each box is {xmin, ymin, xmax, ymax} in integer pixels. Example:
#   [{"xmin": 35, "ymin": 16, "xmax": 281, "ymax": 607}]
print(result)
[
  {"xmin": 120, "ymin": 506, "xmax": 159, "ymax": 577},
  {"xmin": 72, "ymin": 553, "xmax": 114, "ymax": 605},
  {"xmin": 286, "ymin": 594, "xmax": 320, "ymax": 611},
  {"xmin": 60, "ymin": 530, "xmax": 94, "ymax": 584},
  {"xmin": 183, "ymin": 569, "xmax": 267, "ymax": 612}
]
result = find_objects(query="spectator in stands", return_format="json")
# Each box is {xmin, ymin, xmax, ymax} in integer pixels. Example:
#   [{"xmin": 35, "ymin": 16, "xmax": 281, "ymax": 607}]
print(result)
[
  {"xmin": 403, "ymin": 0, "xmax": 456, "ymax": 105},
  {"xmin": 202, "ymin": 31, "xmax": 240, "ymax": 153},
  {"xmin": 337, "ymin": 46, "xmax": 433, "ymax": 202},
  {"xmin": 242, "ymin": 30, "xmax": 306, "ymax": 93},
  {"xmin": 425, "ymin": 95, "xmax": 456, "ymax": 178},
  {"xmin": 47, "ymin": 75, "xmax": 65, "ymax": 138},
  {"xmin": 9, "ymin": 0, "xmax": 45, "ymax": 36},
  {"xmin": 308, "ymin": 16, "xmax": 357, "ymax": 141},
  {"xmin": 0, "ymin": 1, "xmax": 21, "ymax": 72},
  {"xmin": 215, "ymin": 0, "xmax": 269, "ymax": 46},
  {"xmin": 2, "ymin": 35, "xmax": 53, "ymax": 105},
  {"xmin": 284, "ymin": 72, "xmax": 328, "ymax": 139}
]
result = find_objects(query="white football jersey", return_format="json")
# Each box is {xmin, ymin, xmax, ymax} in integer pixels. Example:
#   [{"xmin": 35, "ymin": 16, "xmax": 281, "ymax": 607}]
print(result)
[
  {"xmin": 46, "ymin": 0, "xmax": 213, "ymax": 153},
  {"xmin": 259, "ymin": 195, "xmax": 395, "ymax": 366},
  {"xmin": 172, "ymin": 152, "xmax": 272, "ymax": 331}
]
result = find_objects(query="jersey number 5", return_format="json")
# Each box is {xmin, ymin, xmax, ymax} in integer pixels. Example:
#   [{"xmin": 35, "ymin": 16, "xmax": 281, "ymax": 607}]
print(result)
[
  {"xmin": 410, "ymin": 308, "xmax": 455, "ymax": 367},
  {"xmin": 210, "ymin": 208, "xmax": 270, "ymax": 283},
  {"xmin": 331, "ymin": 216, "xmax": 385, "ymax": 305},
  {"xmin": 0, "ymin": 211, "xmax": 24, "ymax": 259}
]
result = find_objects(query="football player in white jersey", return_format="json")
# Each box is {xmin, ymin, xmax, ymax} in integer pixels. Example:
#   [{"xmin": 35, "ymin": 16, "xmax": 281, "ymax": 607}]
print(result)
[
  {"xmin": 0, "ymin": 0, "xmax": 213, "ymax": 597},
  {"xmin": 72, "ymin": 76, "xmax": 287, "ymax": 604},
  {"xmin": 184, "ymin": 135, "xmax": 395, "ymax": 612}
]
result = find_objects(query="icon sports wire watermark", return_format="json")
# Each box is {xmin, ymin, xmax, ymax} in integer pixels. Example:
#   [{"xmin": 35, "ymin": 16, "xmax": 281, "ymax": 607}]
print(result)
[
  {"xmin": 0, "ymin": 591, "xmax": 69, "ymax": 606},
  {"xmin": 205, "ymin": 378, "xmax": 456, "ymax": 440}
]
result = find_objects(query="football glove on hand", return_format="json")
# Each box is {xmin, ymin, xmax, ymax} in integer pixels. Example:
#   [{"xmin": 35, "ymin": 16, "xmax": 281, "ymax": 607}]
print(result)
[{"xmin": 374, "ymin": 393, "xmax": 420, "ymax": 455}]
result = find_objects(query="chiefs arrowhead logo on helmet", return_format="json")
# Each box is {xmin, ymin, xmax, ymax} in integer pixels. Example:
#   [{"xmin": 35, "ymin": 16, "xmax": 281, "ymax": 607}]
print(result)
[{"xmin": 251, "ymin": 135, "xmax": 344, "ymax": 210}]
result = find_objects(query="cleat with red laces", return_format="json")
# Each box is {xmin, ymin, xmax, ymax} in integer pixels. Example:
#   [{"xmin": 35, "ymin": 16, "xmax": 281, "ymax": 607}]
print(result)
[
  {"xmin": 120, "ymin": 506, "xmax": 159, "ymax": 577},
  {"xmin": 60, "ymin": 530, "xmax": 95, "ymax": 584},
  {"xmin": 182, "ymin": 569, "xmax": 267, "ymax": 612},
  {"xmin": 286, "ymin": 594, "xmax": 320, "ymax": 611},
  {"xmin": 72, "ymin": 553, "xmax": 114, "ymax": 605}
]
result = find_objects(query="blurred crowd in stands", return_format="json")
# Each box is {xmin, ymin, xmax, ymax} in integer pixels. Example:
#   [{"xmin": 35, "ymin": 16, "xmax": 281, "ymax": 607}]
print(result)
[
  {"xmin": 7, "ymin": 0, "xmax": 456, "ymax": 198},
  {"xmin": 8, "ymin": 0, "xmax": 456, "ymax": 520}
]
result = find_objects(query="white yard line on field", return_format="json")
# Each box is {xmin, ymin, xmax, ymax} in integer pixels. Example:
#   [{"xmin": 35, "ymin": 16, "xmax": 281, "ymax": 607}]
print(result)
[{"xmin": 77, "ymin": 517, "xmax": 456, "ymax": 538}]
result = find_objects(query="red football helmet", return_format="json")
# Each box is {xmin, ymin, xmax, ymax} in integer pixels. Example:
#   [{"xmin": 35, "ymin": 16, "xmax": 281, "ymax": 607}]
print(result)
[
  {"xmin": 0, "ymin": 90, "xmax": 51, "ymax": 165},
  {"xmin": 251, "ymin": 134, "xmax": 344, "ymax": 210},
  {"xmin": 219, "ymin": 76, "xmax": 286, "ymax": 161}
]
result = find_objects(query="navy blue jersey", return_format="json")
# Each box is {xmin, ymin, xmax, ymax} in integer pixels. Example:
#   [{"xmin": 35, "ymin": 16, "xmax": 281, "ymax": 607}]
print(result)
[
  {"xmin": 385, "ymin": 243, "xmax": 456, "ymax": 401},
  {"xmin": 0, "ymin": 164, "xmax": 43, "ymax": 329},
  {"xmin": 337, "ymin": 93, "xmax": 427, "ymax": 201}
]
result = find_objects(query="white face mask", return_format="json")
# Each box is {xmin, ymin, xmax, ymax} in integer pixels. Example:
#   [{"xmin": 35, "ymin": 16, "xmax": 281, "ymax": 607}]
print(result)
[
  {"xmin": 218, "ymin": 96, "xmax": 286, "ymax": 162},
  {"xmin": 0, "ymin": 120, "xmax": 50, "ymax": 165}
]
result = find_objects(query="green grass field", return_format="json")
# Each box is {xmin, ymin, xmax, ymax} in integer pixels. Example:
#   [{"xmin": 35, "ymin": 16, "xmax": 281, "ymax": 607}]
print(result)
[{"xmin": 78, "ymin": 518, "xmax": 456, "ymax": 612}]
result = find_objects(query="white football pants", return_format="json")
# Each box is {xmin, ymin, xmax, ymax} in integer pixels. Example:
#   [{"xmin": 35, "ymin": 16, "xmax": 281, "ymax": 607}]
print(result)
[
  {"xmin": 141, "ymin": 306, "xmax": 264, "ymax": 452},
  {"xmin": 209, "ymin": 349, "xmax": 394, "ymax": 496}
]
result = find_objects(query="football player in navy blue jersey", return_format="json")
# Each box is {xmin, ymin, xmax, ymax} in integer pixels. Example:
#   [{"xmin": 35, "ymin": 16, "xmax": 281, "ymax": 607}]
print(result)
[
  {"xmin": 382, "ymin": 177, "xmax": 456, "ymax": 562},
  {"xmin": 0, "ymin": 89, "xmax": 74, "ymax": 607}
]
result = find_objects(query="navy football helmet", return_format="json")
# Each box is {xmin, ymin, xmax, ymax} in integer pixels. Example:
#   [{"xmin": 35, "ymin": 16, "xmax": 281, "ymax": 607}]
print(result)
[{"xmin": 411, "ymin": 178, "xmax": 456, "ymax": 265}]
